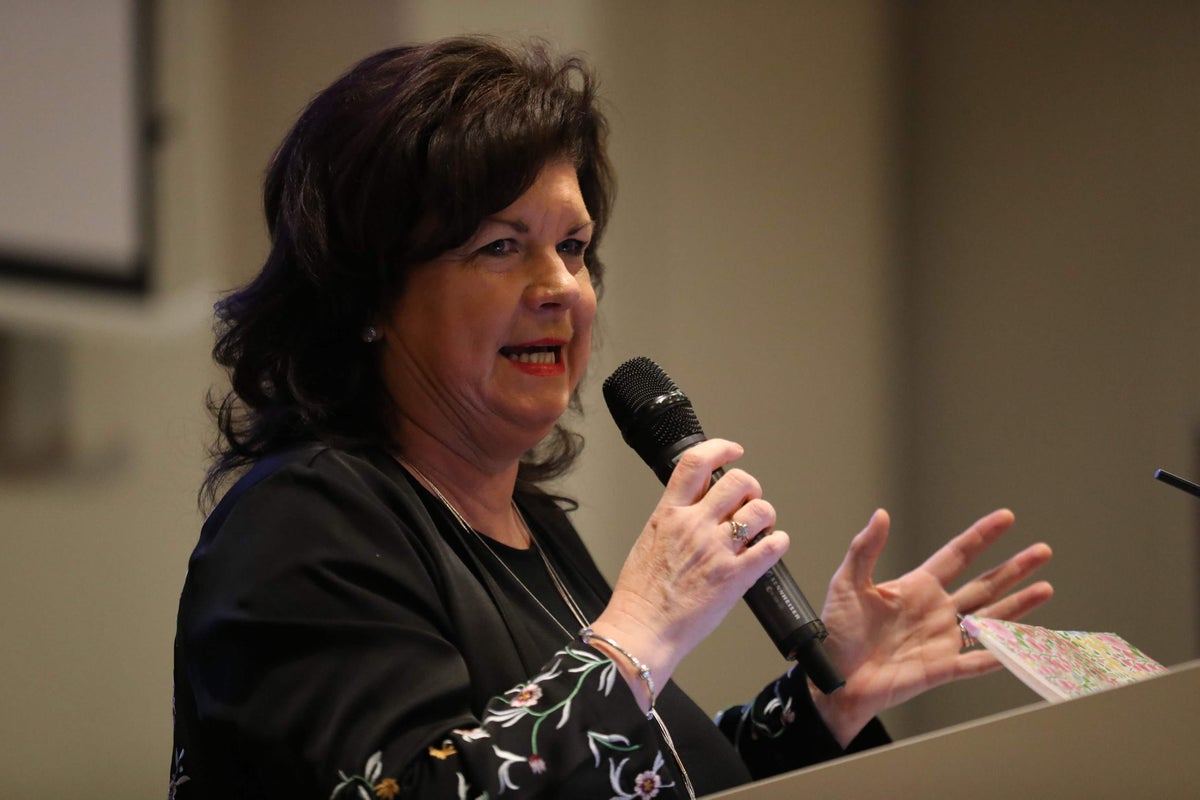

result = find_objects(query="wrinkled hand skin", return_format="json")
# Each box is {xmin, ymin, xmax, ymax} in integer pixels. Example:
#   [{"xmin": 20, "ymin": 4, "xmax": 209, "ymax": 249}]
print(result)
[
  {"xmin": 590, "ymin": 439, "xmax": 789, "ymax": 711},
  {"xmin": 814, "ymin": 508, "xmax": 1054, "ymax": 746}
]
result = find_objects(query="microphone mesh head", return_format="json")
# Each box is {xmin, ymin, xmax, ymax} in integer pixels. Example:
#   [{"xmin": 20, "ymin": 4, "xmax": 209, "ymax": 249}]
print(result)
[{"xmin": 603, "ymin": 357, "xmax": 705, "ymax": 452}]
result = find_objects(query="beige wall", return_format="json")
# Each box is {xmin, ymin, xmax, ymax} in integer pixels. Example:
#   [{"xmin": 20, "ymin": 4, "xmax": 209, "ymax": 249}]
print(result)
[
  {"xmin": 899, "ymin": 0, "xmax": 1200, "ymax": 731},
  {"xmin": 0, "ymin": 0, "xmax": 1195, "ymax": 794}
]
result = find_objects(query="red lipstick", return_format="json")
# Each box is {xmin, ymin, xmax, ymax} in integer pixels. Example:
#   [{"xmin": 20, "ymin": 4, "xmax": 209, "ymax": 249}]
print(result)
[{"xmin": 499, "ymin": 338, "xmax": 567, "ymax": 376}]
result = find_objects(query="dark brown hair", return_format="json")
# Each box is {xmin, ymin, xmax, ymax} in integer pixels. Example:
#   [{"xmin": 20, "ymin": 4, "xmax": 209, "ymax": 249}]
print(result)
[{"xmin": 202, "ymin": 36, "xmax": 614, "ymax": 508}]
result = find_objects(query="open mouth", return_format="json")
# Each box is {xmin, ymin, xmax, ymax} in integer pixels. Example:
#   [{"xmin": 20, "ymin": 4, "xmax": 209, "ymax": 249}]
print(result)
[{"xmin": 499, "ymin": 344, "xmax": 562, "ymax": 365}]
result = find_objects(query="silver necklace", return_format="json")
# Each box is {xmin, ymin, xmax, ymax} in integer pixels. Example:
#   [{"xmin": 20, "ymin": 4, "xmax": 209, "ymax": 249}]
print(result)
[
  {"xmin": 394, "ymin": 455, "xmax": 589, "ymax": 635},
  {"xmin": 513, "ymin": 505, "xmax": 592, "ymax": 632},
  {"xmin": 393, "ymin": 454, "xmax": 695, "ymax": 800}
]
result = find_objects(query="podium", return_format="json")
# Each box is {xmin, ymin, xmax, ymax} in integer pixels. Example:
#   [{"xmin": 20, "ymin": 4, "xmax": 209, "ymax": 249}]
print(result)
[{"xmin": 712, "ymin": 659, "xmax": 1200, "ymax": 798}]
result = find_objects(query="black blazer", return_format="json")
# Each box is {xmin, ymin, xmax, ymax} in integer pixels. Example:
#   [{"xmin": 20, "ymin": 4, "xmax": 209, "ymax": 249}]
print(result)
[{"xmin": 170, "ymin": 445, "xmax": 885, "ymax": 799}]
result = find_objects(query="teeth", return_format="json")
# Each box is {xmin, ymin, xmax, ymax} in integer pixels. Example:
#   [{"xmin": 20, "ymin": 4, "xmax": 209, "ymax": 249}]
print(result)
[{"xmin": 506, "ymin": 350, "xmax": 557, "ymax": 365}]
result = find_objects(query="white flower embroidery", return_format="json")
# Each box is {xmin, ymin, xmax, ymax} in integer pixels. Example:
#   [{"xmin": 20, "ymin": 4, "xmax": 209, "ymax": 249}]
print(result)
[
  {"xmin": 631, "ymin": 770, "xmax": 663, "ymax": 799},
  {"xmin": 453, "ymin": 726, "xmax": 492, "ymax": 742},
  {"xmin": 568, "ymin": 647, "xmax": 619, "ymax": 690},
  {"xmin": 483, "ymin": 661, "xmax": 563, "ymax": 727},
  {"xmin": 509, "ymin": 683, "xmax": 543, "ymax": 708},
  {"xmin": 364, "ymin": 751, "xmax": 383, "ymax": 784},
  {"xmin": 608, "ymin": 751, "xmax": 674, "ymax": 800},
  {"xmin": 329, "ymin": 751, "xmax": 388, "ymax": 800},
  {"xmin": 168, "ymin": 748, "xmax": 190, "ymax": 800},
  {"xmin": 455, "ymin": 771, "xmax": 488, "ymax": 800},
  {"xmin": 527, "ymin": 660, "xmax": 564, "ymax": 686},
  {"xmin": 482, "ymin": 705, "xmax": 533, "ymax": 728},
  {"xmin": 588, "ymin": 731, "xmax": 635, "ymax": 768},
  {"xmin": 493, "ymin": 745, "xmax": 527, "ymax": 793}
]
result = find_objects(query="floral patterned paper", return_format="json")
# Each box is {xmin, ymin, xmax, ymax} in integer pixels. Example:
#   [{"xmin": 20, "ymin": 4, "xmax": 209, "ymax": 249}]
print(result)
[{"xmin": 962, "ymin": 615, "xmax": 1166, "ymax": 702}]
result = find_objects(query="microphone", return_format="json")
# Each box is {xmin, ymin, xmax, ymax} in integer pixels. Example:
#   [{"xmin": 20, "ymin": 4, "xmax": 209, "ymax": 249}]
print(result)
[{"xmin": 603, "ymin": 356, "xmax": 844, "ymax": 694}]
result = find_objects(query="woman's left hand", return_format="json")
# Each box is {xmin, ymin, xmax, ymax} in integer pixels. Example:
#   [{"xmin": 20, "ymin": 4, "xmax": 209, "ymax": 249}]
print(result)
[{"xmin": 811, "ymin": 508, "xmax": 1053, "ymax": 746}]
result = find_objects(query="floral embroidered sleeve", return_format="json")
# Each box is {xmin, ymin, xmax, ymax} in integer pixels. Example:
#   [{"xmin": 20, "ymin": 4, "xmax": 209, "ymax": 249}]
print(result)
[
  {"xmin": 714, "ymin": 665, "xmax": 890, "ymax": 780},
  {"xmin": 329, "ymin": 643, "xmax": 681, "ymax": 799}
]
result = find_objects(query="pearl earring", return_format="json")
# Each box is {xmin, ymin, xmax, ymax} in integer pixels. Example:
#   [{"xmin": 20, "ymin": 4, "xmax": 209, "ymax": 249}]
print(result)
[{"xmin": 362, "ymin": 325, "xmax": 380, "ymax": 343}]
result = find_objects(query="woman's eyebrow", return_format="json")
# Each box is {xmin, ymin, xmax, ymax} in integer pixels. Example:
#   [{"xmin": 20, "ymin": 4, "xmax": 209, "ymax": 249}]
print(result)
[{"xmin": 483, "ymin": 217, "xmax": 595, "ymax": 236}]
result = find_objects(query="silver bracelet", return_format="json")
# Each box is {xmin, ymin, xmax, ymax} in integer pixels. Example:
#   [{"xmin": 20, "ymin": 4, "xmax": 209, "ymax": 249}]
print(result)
[{"xmin": 579, "ymin": 627, "xmax": 656, "ymax": 720}]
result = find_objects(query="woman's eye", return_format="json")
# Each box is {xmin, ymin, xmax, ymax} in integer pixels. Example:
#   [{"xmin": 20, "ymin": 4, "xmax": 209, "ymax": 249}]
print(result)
[
  {"xmin": 479, "ymin": 238, "xmax": 518, "ymax": 256},
  {"xmin": 557, "ymin": 238, "xmax": 589, "ymax": 257}
]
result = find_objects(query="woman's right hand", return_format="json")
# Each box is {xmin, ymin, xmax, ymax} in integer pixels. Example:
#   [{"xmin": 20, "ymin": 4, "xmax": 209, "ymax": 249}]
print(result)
[{"xmin": 588, "ymin": 439, "xmax": 790, "ymax": 710}]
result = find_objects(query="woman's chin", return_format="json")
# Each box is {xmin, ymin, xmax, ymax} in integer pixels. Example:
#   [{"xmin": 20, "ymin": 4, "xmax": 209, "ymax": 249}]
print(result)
[{"xmin": 515, "ymin": 402, "xmax": 572, "ymax": 440}]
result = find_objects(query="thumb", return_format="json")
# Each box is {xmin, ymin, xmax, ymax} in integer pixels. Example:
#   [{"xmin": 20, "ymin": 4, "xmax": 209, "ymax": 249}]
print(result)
[{"xmin": 836, "ymin": 509, "xmax": 890, "ymax": 590}]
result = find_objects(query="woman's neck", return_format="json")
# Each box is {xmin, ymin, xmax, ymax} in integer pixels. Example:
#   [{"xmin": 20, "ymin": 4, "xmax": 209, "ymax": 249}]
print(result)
[{"xmin": 392, "ymin": 426, "xmax": 528, "ymax": 548}]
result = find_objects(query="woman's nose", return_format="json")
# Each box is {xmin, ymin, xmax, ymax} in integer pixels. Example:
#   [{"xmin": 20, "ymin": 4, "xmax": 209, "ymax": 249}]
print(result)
[{"xmin": 523, "ymin": 249, "xmax": 582, "ymax": 310}]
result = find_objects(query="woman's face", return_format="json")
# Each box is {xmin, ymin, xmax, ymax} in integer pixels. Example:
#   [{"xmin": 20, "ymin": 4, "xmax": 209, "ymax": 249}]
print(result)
[{"xmin": 381, "ymin": 160, "xmax": 598, "ymax": 462}]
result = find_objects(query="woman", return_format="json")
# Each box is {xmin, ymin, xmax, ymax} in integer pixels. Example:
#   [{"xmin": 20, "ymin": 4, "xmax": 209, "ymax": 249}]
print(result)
[{"xmin": 171, "ymin": 37, "xmax": 1053, "ymax": 799}]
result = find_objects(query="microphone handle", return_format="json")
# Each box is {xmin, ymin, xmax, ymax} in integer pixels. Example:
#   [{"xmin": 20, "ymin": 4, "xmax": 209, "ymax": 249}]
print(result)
[
  {"xmin": 744, "ymin": 550, "xmax": 845, "ymax": 694},
  {"xmin": 659, "ymin": 448, "xmax": 845, "ymax": 694}
]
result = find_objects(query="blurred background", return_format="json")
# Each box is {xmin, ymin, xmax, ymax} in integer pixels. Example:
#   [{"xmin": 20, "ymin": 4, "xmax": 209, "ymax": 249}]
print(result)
[{"xmin": 0, "ymin": 1, "xmax": 1196, "ymax": 795}]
